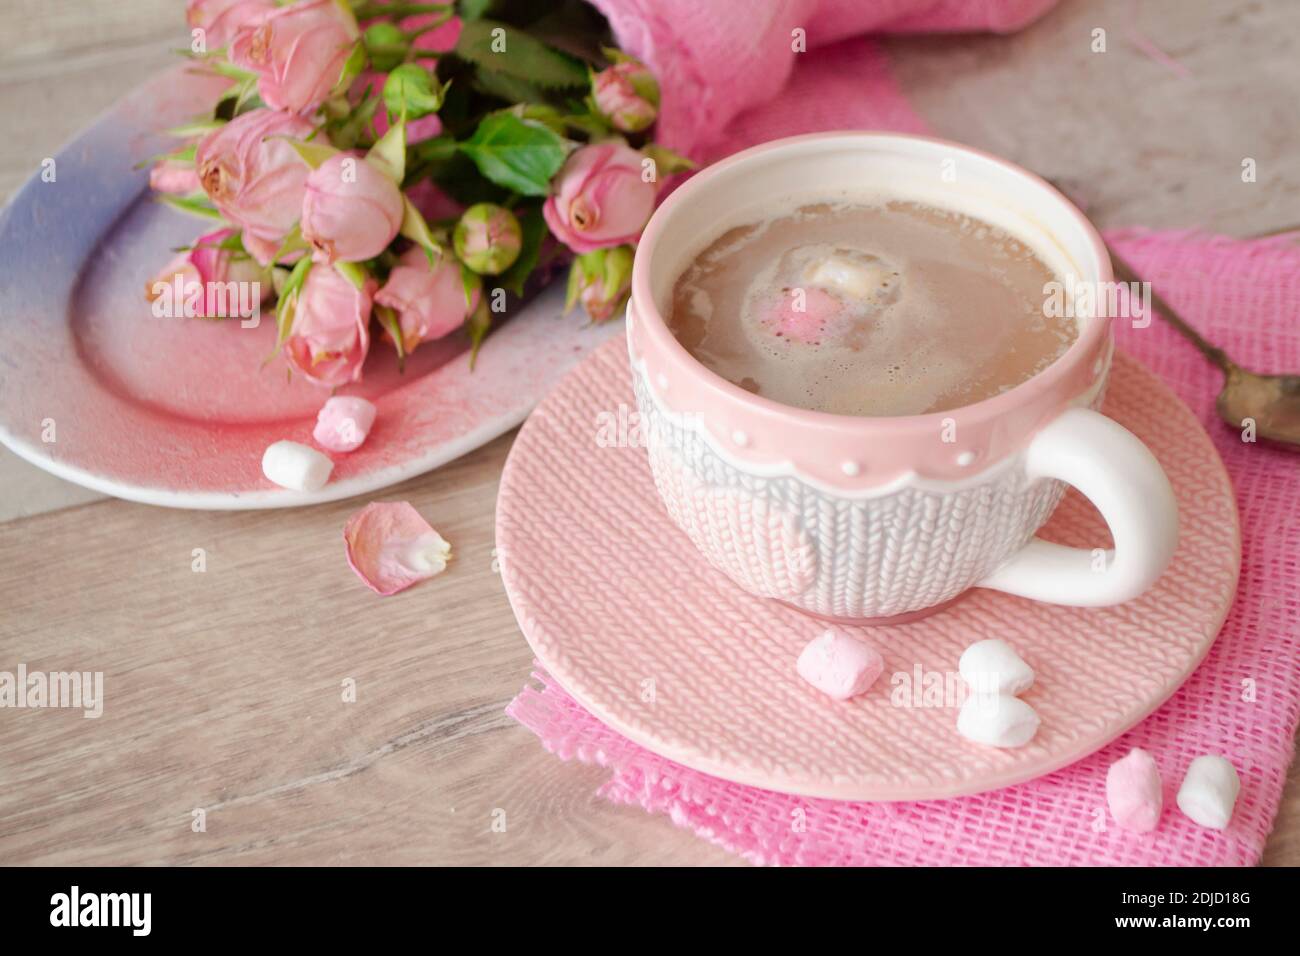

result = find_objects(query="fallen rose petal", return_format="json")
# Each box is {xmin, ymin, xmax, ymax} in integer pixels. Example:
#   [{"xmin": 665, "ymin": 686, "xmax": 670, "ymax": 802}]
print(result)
[
  {"xmin": 313, "ymin": 396, "xmax": 376, "ymax": 453},
  {"xmin": 344, "ymin": 501, "xmax": 451, "ymax": 596}
]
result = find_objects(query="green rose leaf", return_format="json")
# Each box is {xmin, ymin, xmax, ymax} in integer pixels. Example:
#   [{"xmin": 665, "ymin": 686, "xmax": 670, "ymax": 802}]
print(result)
[
  {"xmin": 274, "ymin": 257, "xmax": 314, "ymax": 349},
  {"xmin": 472, "ymin": 67, "xmax": 549, "ymax": 106},
  {"xmin": 399, "ymin": 196, "xmax": 444, "ymax": 265},
  {"xmin": 383, "ymin": 64, "xmax": 446, "ymax": 121},
  {"xmin": 366, "ymin": 119, "xmax": 406, "ymax": 184},
  {"xmin": 336, "ymin": 41, "xmax": 367, "ymax": 95},
  {"xmin": 457, "ymin": 0, "xmax": 493, "ymax": 20},
  {"xmin": 459, "ymin": 112, "xmax": 568, "ymax": 197},
  {"xmin": 454, "ymin": 18, "xmax": 588, "ymax": 90},
  {"xmin": 288, "ymin": 140, "xmax": 340, "ymax": 170},
  {"xmin": 157, "ymin": 191, "xmax": 223, "ymax": 220},
  {"xmin": 375, "ymin": 304, "xmax": 406, "ymax": 365},
  {"xmin": 466, "ymin": 296, "xmax": 492, "ymax": 368}
]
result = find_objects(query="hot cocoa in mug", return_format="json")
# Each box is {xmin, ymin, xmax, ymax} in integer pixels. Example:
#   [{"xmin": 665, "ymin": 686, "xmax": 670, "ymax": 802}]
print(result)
[{"xmin": 627, "ymin": 132, "xmax": 1178, "ymax": 623}]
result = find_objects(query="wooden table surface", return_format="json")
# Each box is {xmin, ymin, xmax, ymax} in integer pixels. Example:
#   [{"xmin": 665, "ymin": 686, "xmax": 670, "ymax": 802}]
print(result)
[{"xmin": 2, "ymin": 0, "xmax": 1297, "ymax": 865}]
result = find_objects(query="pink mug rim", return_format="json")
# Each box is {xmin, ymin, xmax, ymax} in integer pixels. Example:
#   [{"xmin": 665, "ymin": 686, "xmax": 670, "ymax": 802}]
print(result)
[{"xmin": 629, "ymin": 130, "xmax": 1114, "ymax": 431}]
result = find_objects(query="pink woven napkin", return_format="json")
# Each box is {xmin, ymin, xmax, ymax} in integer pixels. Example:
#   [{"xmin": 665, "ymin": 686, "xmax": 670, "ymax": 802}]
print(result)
[
  {"xmin": 586, "ymin": 0, "xmax": 1057, "ymax": 159},
  {"xmin": 509, "ymin": 3, "xmax": 1300, "ymax": 865}
]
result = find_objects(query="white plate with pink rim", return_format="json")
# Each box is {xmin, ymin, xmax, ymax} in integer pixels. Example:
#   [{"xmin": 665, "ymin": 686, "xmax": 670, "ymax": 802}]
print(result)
[{"xmin": 0, "ymin": 64, "xmax": 622, "ymax": 510}]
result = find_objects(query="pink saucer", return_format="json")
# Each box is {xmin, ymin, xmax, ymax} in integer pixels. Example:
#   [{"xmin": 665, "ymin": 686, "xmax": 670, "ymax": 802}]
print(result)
[{"xmin": 496, "ymin": 339, "xmax": 1240, "ymax": 801}]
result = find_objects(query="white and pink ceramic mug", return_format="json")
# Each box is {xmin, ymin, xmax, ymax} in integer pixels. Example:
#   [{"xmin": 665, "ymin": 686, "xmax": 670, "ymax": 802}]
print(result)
[{"xmin": 627, "ymin": 132, "xmax": 1178, "ymax": 623}]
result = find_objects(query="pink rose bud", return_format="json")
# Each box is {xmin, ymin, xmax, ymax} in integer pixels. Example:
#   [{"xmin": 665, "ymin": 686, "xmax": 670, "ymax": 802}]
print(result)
[
  {"xmin": 301, "ymin": 153, "xmax": 404, "ymax": 264},
  {"xmin": 145, "ymin": 227, "xmax": 267, "ymax": 319},
  {"xmin": 566, "ymin": 245, "xmax": 633, "ymax": 323},
  {"xmin": 375, "ymin": 247, "xmax": 479, "ymax": 353},
  {"xmin": 343, "ymin": 501, "xmax": 452, "ymax": 596},
  {"xmin": 591, "ymin": 59, "xmax": 660, "ymax": 133},
  {"xmin": 195, "ymin": 108, "xmax": 314, "ymax": 265},
  {"xmin": 284, "ymin": 264, "xmax": 374, "ymax": 388},
  {"xmin": 149, "ymin": 158, "xmax": 201, "ymax": 195},
  {"xmin": 314, "ymin": 396, "xmax": 377, "ymax": 453},
  {"xmin": 228, "ymin": 0, "xmax": 359, "ymax": 114},
  {"xmin": 453, "ymin": 203, "xmax": 522, "ymax": 275},
  {"xmin": 186, "ymin": 0, "xmax": 275, "ymax": 49},
  {"xmin": 542, "ymin": 143, "xmax": 655, "ymax": 254}
]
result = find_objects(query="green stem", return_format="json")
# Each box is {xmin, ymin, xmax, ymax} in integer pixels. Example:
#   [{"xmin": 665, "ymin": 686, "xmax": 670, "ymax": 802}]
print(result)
[
  {"xmin": 352, "ymin": 2, "xmax": 452, "ymax": 21},
  {"xmin": 403, "ymin": 12, "xmax": 454, "ymax": 62},
  {"xmin": 405, "ymin": 14, "xmax": 452, "ymax": 39}
]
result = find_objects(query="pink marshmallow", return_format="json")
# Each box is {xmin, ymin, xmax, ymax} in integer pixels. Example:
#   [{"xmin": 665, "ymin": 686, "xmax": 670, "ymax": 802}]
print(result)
[
  {"xmin": 760, "ymin": 287, "xmax": 844, "ymax": 344},
  {"xmin": 1106, "ymin": 747, "xmax": 1164, "ymax": 833},
  {"xmin": 796, "ymin": 628, "xmax": 884, "ymax": 701},
  {"xmin": 313, "ymin": 396, "xmax": 376, "ymax": 453}
]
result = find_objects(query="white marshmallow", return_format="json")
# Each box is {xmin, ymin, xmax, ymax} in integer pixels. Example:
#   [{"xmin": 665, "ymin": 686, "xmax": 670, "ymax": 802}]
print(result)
[
  {"xmin": 262, "ymin": 440, "xmax": 333, "ymax": 492},
  {"xmin": 957, "ymin": 693, "xmax": 1040, "ymax": 748},
  {"xmin": 802, "ymin": 255, "xmax": 886, "ymax": 300},
  {"xmin": 959, "ymin": 639, "xmax": 1035, "ymax": 696},
  {"xmin": 1176, "ymin": 755, "xmax": 1240, "ymax": 830}
]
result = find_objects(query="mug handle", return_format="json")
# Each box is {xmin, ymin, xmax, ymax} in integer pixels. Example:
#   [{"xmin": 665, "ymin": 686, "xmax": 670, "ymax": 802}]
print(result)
[{"xmin": 977, "ymin": 407, "xmax": 1179, "ymax": 606}]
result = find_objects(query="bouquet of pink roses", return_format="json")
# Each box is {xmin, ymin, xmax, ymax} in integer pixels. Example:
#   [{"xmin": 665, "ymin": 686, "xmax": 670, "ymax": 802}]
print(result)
[{"xmin": 147, "ymin": 0, "xmax": 689, "ymax": 387}]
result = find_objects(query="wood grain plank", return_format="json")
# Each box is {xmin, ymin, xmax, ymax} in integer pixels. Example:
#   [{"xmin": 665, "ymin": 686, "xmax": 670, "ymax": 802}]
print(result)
[{"xmin": 0, "ymin": 434, "xmax": 735, "ymax": 865}]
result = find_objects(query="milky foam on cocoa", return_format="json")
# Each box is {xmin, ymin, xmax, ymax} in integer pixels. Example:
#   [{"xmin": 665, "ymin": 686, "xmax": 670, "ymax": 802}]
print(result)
[{"xmin": 668, "ymin": 200, "xmax": 1078, "ymax": 417}]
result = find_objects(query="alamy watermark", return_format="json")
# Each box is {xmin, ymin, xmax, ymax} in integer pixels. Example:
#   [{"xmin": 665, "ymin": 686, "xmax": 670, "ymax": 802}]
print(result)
[
  {"xmin": 149, "ymin": 274, "xmax": 262, "ymax": 328},
  {"xmin": 1043, "ymin": 274, "xmax": 1152, "ymax": 328},
  {"xmin": 0, "ymin": 663, "xmax": 103, "ymax": 718},
  {"xmin": 594, "ymin": 402, "xmax": 701, "ymax": 451}
]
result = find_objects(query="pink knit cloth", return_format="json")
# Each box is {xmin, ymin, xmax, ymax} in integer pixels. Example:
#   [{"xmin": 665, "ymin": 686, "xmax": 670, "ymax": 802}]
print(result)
[{"xmin": 508, "ymin": 1, "xmax": 1300, "ymax": 865}]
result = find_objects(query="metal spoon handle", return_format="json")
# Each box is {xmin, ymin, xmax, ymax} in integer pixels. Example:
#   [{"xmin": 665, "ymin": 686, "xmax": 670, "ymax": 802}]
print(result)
[
  {"xmin": 1103, "ymin": 224, "xmax": 1299, "ymax": 373},
  {"xmin": 1105, "ymin": 245, "xmax": 1234, "ymax": 373}
]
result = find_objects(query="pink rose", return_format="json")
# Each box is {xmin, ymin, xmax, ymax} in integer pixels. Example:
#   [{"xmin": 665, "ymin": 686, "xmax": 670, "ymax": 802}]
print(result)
[
  {"xmin": 591, "ymin": 60, "xmax": 660, "ymax": 133},
  {"xmin": 146, "ymin": 227, "xmax": 267, "ymax": 318},
  {"xmin": 284, "ymin": 264, "xmax": 374, "ymax": 387},
  {"xmin": 149, "ymin": 158, "xmax": 201, "ymax": 194},
  {"xmin": 186, "ymin": 0, "xmax": 274, "ymax": 49},
  {"xmin": 301, "ymin": 152, "xmax": 405, "ymax": 264},
  {"xmin": 229, "ymin": 0, "xmax": 359, "ymax": 114},
  {"xmin": 375, "ymin": 248, "xmax": 478, "ymax": 353},
  {"xmin": 543, "ymin": 143, "xmax": 655, "ymax": 254},
  {"xmin": 195, "ymin": 108, "xmax": 314, "ymax": 265}
]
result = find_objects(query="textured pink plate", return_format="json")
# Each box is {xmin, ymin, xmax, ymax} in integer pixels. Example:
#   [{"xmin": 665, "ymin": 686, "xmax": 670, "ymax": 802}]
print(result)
[
  {"xmin": 0, "ymin": 66, "xmax": 621, "ymax": 509},
  {"xmin": 496, "ymin": 338, "xmax": 1240, "ymax": 801}
]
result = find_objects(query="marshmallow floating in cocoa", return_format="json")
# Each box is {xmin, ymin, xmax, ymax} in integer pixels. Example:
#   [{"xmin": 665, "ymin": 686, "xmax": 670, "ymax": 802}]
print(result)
[{"xmin": 802, "ymin": 254, "xmax": 892, "ymax": 300}]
